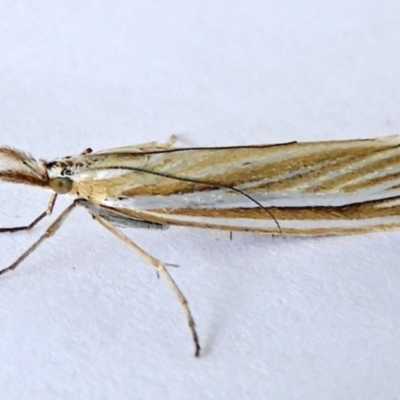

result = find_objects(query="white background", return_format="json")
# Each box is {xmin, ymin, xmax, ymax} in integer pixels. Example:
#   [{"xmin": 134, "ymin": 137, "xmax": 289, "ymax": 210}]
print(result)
[{"xmin": 1, "ymin": 2, "xmax": 400, "ymax": 399}]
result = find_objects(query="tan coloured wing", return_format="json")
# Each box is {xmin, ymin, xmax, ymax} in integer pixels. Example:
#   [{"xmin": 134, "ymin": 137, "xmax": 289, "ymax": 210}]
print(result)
[{"xmin": 60, "ymin": 135, "xmax": 400, "ymax": 235}]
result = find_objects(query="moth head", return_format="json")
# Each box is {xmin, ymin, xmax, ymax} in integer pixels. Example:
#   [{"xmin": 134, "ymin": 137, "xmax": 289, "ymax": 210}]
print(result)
[
  {"xmin": 48, "ymin": 177, "xmax": 73, "ymax": 194},
  {"xmin": 0, "ymin": 146, "xmax": 49, "ymax": 187},
  {"xmin": 45, "ymin": 158, "xmax": 77, "ymax": 195}
]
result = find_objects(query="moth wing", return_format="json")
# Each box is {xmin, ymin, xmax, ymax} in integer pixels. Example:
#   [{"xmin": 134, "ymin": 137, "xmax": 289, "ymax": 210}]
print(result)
[{"xmin": 80, "ymin": 135, "xmax": 400, "ymax": 236}]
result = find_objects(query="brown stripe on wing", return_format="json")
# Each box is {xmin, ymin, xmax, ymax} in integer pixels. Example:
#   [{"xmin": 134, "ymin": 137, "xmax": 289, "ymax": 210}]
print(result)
[
  {"xmin": 121, "ymin": 138, "xmax": 400, "ymax": 197},
  {"xmin": 151, "ymin": 195, "xmax": 400, "ymax": 221}
]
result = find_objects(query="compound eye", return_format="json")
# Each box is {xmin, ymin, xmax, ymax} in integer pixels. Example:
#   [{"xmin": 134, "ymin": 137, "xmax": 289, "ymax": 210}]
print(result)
[{"xmin": 49, "ymin": 177, "xmax": 73, "ymax": 194}]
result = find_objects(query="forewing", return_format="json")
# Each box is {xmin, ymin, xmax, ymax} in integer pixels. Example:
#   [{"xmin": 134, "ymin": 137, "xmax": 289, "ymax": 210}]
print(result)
[{"xmin": 78, "ymin": 135, "xmax": 400, "ymax": 236}]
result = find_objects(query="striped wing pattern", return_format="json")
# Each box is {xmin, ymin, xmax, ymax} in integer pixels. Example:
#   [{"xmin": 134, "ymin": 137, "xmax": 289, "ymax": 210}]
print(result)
[{"xmin": 65, "ymin": 136, "xmax": 400, "ymax": 235}]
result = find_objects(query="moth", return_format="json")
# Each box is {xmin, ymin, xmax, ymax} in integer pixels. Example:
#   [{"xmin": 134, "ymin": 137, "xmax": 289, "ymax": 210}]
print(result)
[{"xmin": 1, "ymin": 134, "xmax": 400, "ymax": 356}]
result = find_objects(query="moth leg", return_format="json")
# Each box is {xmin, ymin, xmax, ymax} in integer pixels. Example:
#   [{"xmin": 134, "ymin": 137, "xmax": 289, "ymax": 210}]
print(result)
[
  {"xmin": 0, "ymin": 193, "xmax": 58, "ymax": 233},
  {"xmin": 94, "ymin": 214, "xmax": 201, "ymax": 357},
  {"xmin": 129, "ymin": 134, "xmax": 178, "ymax": 152},
  {"xmin": 0, "ymin": 201, "xmax": 77, "ymax": 276},
  {"xmin": 80, "ymin": 148, "xmax": 93, "ymax": 155}
]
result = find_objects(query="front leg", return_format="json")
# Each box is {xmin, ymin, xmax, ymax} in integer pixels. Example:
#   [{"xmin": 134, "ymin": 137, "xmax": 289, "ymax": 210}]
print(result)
[{"xmin": 128, "ymin": 135, "xmax": 178, "ymax": 152}]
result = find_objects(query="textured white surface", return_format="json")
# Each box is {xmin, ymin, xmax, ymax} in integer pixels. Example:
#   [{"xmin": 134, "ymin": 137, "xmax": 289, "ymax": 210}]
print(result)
[{"xmin": 1, "ymin": 2, "xmax": 400, "ymax": 399}]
